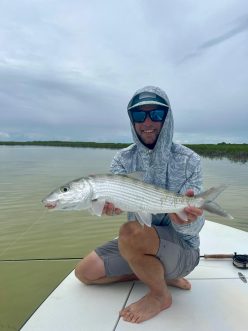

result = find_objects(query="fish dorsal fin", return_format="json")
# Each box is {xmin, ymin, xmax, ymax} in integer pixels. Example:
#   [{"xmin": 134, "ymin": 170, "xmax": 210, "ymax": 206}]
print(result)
[
  {"xmin": 135, "ymin": 212, "xmax": 152, "ymax": 227},
  {"xmin": 126, "ymin": 171, "xmax": 145, "ymax": 181},
  {"xmin": 90, "ymin": 199, "xmax": 106, "ymax": 216}
]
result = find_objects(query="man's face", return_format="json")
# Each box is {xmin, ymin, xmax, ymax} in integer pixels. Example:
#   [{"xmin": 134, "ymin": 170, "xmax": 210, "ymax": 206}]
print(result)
[{"xmin": 133, "ymin": 105, "xmax": 163, "ymax": 147}]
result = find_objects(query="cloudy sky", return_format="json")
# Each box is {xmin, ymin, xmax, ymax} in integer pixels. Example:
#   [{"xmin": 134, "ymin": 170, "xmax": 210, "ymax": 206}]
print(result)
[{"xmin": 0, "ymin": 0, "xmax": 248, "ymax": 144}]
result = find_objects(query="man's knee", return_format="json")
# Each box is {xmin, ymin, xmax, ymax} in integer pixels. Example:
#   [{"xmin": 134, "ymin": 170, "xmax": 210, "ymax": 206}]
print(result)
[
  {"xmin": 119, "ymin": 221, "xmax": 143, "ymax": 246},
  {"xmin": 118, "ymin": 221, "xmax": 159, "ymax": 258},
  {"xmin": 118, "ymin": 222, "xmax": 148, "ymax": 260},
  {"xmin": 74, "ymin": 251, "xmax": 105, "ymax": 285}
]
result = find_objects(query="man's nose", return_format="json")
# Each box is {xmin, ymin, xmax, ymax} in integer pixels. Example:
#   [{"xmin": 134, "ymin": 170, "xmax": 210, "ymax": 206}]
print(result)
[{"xmin": 143, "ymin": 114, "xmax": 153, "ymax": 125}]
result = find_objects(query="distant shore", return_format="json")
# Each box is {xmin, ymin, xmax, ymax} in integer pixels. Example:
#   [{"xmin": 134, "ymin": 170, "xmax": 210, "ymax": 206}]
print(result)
[
  {"xmin": 1, "ymin": 141, "xmax": 248, "ymax": 162},
  {"xmin": 0, "ymin": 140, "xmax": 129, "ymax": 149}
]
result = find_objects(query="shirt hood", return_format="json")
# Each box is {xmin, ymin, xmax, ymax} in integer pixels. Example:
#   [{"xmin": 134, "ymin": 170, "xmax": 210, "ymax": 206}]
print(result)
[{"xmin": 128, "ymin": 86, "xmax": 174, "ymax": 184}]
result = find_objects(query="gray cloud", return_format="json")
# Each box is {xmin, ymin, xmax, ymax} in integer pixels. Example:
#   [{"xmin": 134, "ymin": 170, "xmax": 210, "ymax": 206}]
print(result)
[
  {"xmin": 0, "ymin": 64, "xmax": 131, "ymax": 141},
  {"xmin": 180, "ymin": 14, "xmax": 248, "ymax": 63},
  {"xmin": 200, "ymin": 16, "xmax": 248, "ymax": 49},
  {"xmin": 0, "ymin": 0, "xmax": 248, "ymax": 143}
]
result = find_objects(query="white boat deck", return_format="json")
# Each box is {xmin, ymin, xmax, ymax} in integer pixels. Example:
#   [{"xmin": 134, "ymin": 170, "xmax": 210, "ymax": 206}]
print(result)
[{"xmin": 21, "ymin": 221, "xmax": 248, "ymax": 331}]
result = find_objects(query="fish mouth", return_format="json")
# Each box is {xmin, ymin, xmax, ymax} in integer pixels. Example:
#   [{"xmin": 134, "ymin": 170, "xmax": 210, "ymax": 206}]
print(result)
[
  {"xmin": 43, "ymin": 201, "xmax": 58, "ymax": 209},
  {"xmin": 42, "ymin": 200, "xmax": 77, "ymax": 210}
]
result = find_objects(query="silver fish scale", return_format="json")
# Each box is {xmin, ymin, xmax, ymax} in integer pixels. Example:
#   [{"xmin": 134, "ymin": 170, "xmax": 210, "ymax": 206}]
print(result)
[{"xmin": 88, "ymin": 175, "xmax": 195, "ymax": 213}]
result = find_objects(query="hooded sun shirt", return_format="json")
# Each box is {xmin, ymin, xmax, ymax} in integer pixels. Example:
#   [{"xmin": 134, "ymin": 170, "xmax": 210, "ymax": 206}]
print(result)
[{"xmin": 110, "ymin": 86, "xmax": 205, "ymax": 249}]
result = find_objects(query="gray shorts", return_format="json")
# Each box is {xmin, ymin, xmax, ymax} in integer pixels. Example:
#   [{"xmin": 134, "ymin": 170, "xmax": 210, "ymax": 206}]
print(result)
[{"xmin": 95, "ymin": 224, "xmax": 200, "ymax": 280}]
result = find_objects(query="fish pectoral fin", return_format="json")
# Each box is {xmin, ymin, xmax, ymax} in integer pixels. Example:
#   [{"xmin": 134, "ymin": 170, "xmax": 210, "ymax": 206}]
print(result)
[
  {"xmin": 135, "ymin": 212, "xmax": 152, "ymax": 227},
  {"xmin": 176, "ymin": 211, "xmax": 189, "ymax": 222},
  {"xmin": 90, "ymin": 199, "xmax": 106, "ymax": 216}
]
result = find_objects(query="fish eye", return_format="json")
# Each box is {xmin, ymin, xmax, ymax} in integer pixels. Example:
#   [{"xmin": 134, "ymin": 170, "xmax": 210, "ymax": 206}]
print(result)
[{"xmin": 60, "ymin": 185, "xmax": 70, "ymax": 193}]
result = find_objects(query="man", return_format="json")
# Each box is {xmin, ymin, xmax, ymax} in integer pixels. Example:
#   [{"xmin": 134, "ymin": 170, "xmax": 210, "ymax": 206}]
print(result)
[{"xmin": 75, "ymin": 86, "xmax": 204, "ymax": 323}]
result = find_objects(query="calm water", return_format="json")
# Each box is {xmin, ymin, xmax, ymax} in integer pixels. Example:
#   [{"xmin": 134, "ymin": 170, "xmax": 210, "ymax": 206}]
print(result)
[{"xmin": 0, "ymin": 146, "xmax": 247, "ymax": 330}]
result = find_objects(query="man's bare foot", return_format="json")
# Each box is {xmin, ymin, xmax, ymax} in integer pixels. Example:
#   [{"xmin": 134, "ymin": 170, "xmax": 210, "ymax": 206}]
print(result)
[
  {"xmin": 119, "ymin": 292, "xmax": 172, "ymax": 323},
  {"xmin": 166, "ymin": 278, "xmax": 191, "ymax": 290}
]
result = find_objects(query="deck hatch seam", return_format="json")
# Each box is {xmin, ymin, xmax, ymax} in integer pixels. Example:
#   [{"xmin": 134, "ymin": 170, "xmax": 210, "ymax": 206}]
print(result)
[{"xmin": 112, "ymin": 281, "xmax": 136, "ymax": 331}]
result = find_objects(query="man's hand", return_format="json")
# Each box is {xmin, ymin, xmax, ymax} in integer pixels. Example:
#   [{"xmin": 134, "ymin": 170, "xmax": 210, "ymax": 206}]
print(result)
[
  {"xmin": 102, "ymin": 202, "xmax": 122, "ymax": 216},
  {"xmin": 169, "ymin": 189, "xmax": 203, "ymax": 225}
]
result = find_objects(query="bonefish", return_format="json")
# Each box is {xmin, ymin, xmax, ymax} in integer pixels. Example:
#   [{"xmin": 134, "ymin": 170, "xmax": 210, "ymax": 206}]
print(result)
[{"xmin": 42, "ymin": 174, "xmax": 233, "ymax": 226}]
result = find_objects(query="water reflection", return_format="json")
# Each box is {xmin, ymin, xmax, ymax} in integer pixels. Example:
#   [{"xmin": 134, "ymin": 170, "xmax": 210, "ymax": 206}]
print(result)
[{"xmin": 203, "ymin": 155, "xmax": 248, "ymax": 164}]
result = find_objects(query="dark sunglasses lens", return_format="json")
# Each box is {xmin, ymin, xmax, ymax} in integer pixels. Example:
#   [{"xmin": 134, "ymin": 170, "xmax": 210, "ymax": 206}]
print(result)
[
  {"xmin": 131, "ymin": 111, "xmax": 146, "ymax": 123},
  {"xmin": 130, "ymin": 108, "xmax": 169, "ymax": 123},
  {"xmin": 149, "ymin": 109, "xmax": 166, "ymax": 121}
]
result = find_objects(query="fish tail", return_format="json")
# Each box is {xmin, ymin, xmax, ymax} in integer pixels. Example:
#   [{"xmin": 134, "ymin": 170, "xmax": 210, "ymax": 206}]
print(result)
[{"xmin": 196, "ymin": 185, "xmax": 234, "ymax": 219}]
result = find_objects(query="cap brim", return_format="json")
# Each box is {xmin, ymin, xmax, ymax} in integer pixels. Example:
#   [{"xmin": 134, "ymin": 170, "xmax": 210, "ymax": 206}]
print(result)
[{"xmin": 128, "ymin": 101, "xmax": 168, "ymax": 110}]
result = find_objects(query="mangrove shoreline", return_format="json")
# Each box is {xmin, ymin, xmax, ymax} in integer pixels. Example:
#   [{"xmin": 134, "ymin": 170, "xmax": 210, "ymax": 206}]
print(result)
[{"xmin": 1, "ymin": 141, "xmax": 248, "ymax": 162}]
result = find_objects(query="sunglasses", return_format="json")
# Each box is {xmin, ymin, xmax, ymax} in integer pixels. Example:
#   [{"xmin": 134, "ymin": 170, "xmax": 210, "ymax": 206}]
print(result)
[{"xmin": 128, "ymin": 107, "xmax": 169, "ymax": 123}]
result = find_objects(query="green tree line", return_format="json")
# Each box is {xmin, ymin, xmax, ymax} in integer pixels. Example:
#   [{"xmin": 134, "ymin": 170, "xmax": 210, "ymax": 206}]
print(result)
[{"xmin": 1, "ymin": 141, "xmax": 248, "ymax": 161}]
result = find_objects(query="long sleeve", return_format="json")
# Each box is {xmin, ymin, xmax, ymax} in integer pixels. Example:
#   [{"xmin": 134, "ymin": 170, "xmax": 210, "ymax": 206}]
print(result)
[{"xmin": 170, "ymin": 157, "xmax": 205, "ymax": 242}]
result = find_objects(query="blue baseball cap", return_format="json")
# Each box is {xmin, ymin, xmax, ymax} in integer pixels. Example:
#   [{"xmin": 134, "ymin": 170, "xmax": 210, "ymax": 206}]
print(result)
[{"xmin": 127, "ymin": 88, "xmax": 169, "ymax": 111}]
